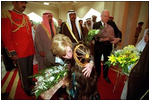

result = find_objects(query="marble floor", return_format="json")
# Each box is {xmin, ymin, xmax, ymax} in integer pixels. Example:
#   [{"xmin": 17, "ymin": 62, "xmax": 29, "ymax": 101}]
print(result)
[{"xmin": 1, "ymin": 58, "xmax": 38, "ymax": 80}]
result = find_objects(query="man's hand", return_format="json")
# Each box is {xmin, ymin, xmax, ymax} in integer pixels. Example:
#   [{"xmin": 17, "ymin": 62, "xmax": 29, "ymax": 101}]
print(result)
[
  {"xmin": 99, "ymin": 37, "xmax": 109, "ymax": 42},
  {"xmin": 110, "ymin": 38, "xmax": 121, "ymax": 44},
  {"xmin": 82, "ymin": 61, "xmax": 93, "ymax": 77},
  {"xmin": 11, "ymin": 55, "xmax": 19, "ymax": 60},
  {"xmin": 40, "ymin": 51, "xmax": 45, "ymax": 57}
]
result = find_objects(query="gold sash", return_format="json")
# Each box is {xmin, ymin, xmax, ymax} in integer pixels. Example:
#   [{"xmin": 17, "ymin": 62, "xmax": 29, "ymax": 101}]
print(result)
[
  {"xmin": 41, "ymin": 23, "xmax": 52, "ymax": 40},
  {"xmin": 65, "ymin": 22, "xmax": 79, "ymax": 43}
]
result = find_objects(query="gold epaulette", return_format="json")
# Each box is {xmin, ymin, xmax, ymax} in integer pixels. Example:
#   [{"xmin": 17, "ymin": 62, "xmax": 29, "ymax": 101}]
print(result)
[
  {"xmin": 2, "ymin": 10, "xmax": 28, "ymax": 32},
  {"xmin": 1, "ymin": 9, "xmax": 11, "ymax": 18}
]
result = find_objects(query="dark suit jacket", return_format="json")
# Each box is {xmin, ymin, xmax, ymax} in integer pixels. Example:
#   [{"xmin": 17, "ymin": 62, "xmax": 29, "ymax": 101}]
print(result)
[
  {"xmin": 93, "ymin": 21, "xmax": 122, "ymax": 40},
  {"xmin": 107, "ymin": 20, "xmax": 122, "ymax": 41},
  {"xmin": 93, "ymin": 21, "xmax": 122, "ymax": 52},
  {"xmin": 93, "ymin": 21, "xmax": 111, "ymax": 50}
]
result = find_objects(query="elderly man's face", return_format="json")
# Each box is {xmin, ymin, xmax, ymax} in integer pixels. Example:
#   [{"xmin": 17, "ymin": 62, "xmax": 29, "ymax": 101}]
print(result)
[
  {"xmin": 101, "ymin": 11, "xmax": 110, "ymax": 23},
  {"xmin": 86, "ymin": 20, "xmax": 91, "ymax": 26},
  {"xmin": 69, "ymin": 13, "xmax": 76, "ymax": 22}
]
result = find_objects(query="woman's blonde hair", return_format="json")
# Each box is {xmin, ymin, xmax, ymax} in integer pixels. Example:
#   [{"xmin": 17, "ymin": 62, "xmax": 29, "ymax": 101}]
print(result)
[{"xmin": 51, "ymin": 34, "xmax": 72, "ymax": 57}]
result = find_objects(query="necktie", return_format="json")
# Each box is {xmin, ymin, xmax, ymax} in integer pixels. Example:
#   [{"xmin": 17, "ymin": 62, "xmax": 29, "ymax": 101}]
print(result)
[
  {"xmin": 104, "ymin": 23, "xmax": 107, "ymax": 28},
  {"xmin": 50, "ymin": 22, "xmax": 54, "ymax": 37}
]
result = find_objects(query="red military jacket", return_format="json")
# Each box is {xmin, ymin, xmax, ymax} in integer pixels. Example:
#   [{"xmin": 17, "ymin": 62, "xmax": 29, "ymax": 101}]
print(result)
[{"xmin": 1, "ymin": 10, "xmax": 35, "ymax": 58}]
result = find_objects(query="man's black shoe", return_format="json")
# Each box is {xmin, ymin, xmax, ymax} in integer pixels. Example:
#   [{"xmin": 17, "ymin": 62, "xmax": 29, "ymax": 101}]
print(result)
[
  {"xmin": 104, "ymin": 77, "xmax": 111, "ymax": 83},
  {"xmin": 25, "ymin": 89, "xmax": 34, "ymax": 96}
]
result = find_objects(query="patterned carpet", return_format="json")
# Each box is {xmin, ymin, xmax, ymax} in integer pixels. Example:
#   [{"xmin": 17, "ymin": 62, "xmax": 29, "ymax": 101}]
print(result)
[{"xmin": 1, "ymin": 65, "xmax": 126, "ymax": 100}]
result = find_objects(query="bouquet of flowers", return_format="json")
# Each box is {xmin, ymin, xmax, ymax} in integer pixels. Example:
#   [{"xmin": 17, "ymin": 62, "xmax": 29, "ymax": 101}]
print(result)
[
  {"xmin": 87, "ymin": 29, "xmax": 101, "ymax": 41},
  {"xmin": 30, "ymin": 64, "xmax": 68, "ymax": 99},
  {"xmin": 84, "ymin": 29, "xmax": 100, "ymax": 47},
  {"xmin": 105, "ymin": 45, "xmax": 141, "ymax": 74},
  {"xmin": 86, "ymin": 24, "xmax": 115, "ymax": 43}
]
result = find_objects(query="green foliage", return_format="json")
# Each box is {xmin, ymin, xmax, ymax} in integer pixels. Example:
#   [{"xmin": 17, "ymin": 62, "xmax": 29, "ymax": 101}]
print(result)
[{"xmin": 87, "ymin": 29, "xmax": 100, "ymax": 41}]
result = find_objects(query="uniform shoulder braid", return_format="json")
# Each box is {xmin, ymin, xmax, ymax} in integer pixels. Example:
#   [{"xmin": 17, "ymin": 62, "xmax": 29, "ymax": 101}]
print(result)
[
  {"xmin": 1, "ymin": 10, "xmax": 11, "ymax": 18},
  {"xmin": 2, "ymin": 9, "xmax": 29, "ymax": 32}
]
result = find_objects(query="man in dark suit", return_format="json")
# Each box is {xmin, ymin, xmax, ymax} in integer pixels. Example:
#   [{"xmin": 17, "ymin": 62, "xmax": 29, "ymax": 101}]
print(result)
[{"xmin": 93, "ymin": 10, "xmax": 122, "ymax": 83}]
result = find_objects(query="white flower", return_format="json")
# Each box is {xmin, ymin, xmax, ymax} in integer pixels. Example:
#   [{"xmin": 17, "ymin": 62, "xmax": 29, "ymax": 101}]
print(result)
[
  {"xmin": 53, "ymin": 69, "xmax": 60, "ymax": 73},
  {"xmin": 36, "ymin": 76, "xmax": 44, "ymax": 82},
  {"xmin": 32, "ymin": 64, "xmax": 68, "ymax": 98},
  {"xmin": 58, "ymin": 65, "xmax": 64, "ymax": 71},
  {"xmin": 35, "ymin": 89, "xmax": 39, "ymax": 94},
  {"xmin": 48, "ymin": 76, "xmax": 55, "ymax": 82},
  {"xmin": 45, "ymin": 69, "xmax": 53, "ymax": 73},
  {"xmin": 37, "ymin": 82, "xmax": 47, "ymax": 90},
  {"xmin": 45, "ymin": 73, "xmax": 51, "ymax": 78},
  {"xmin": 114, "ymin": 49, "xmax": 123, "ymax": 55}
]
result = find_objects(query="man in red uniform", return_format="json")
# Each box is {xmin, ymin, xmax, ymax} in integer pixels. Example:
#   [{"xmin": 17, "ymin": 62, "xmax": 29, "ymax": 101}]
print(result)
[{"xmin": 1, "ymin": 1, "xmax": 35, "ymax": 96}]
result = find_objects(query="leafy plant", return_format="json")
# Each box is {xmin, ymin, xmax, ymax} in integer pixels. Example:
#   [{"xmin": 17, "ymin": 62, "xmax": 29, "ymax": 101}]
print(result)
[{"xmin": 105, "ymin": 45, "xmax": 141, "ymax": 74}]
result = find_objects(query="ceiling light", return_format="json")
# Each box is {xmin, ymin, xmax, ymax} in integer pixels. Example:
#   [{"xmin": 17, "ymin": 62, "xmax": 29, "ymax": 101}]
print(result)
[{"xmin": 44, "ymin": 2, "xmax": 49, "ymax": 5}]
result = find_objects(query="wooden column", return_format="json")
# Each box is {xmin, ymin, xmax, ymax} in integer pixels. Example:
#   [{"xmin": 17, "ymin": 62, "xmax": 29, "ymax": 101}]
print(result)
[{"xmin": 123, "ymin": 2, "xmax": 142, "ymax": 47}]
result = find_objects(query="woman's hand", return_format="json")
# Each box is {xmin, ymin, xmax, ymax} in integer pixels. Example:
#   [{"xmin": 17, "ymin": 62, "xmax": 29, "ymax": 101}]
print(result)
[
  {"xmin": 110, "ymin": 38, "xmax": 121, "ymax": 44},
  {"xmin": 82, "ymin": 61, "xmax": 94, "ymax": 77}
]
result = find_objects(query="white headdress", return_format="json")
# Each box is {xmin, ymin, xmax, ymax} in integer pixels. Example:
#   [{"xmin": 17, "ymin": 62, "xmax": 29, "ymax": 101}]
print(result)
[
  {"xmin": 86, "ymin": 18, "xmax": 93, "ymax": 31},
  {"xmin": 66, "ymin": 10, "xmax": 81, "ymax": 39},
  {"xmin": 136, "ymin": 29, "xmax": 149, "ymax": 52}
]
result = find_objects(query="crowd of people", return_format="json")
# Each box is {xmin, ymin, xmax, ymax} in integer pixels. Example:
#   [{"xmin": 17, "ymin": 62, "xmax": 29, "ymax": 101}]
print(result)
[{"xmin": 1, "ymin": 1, "xmax": 148, "ymax": 100}]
